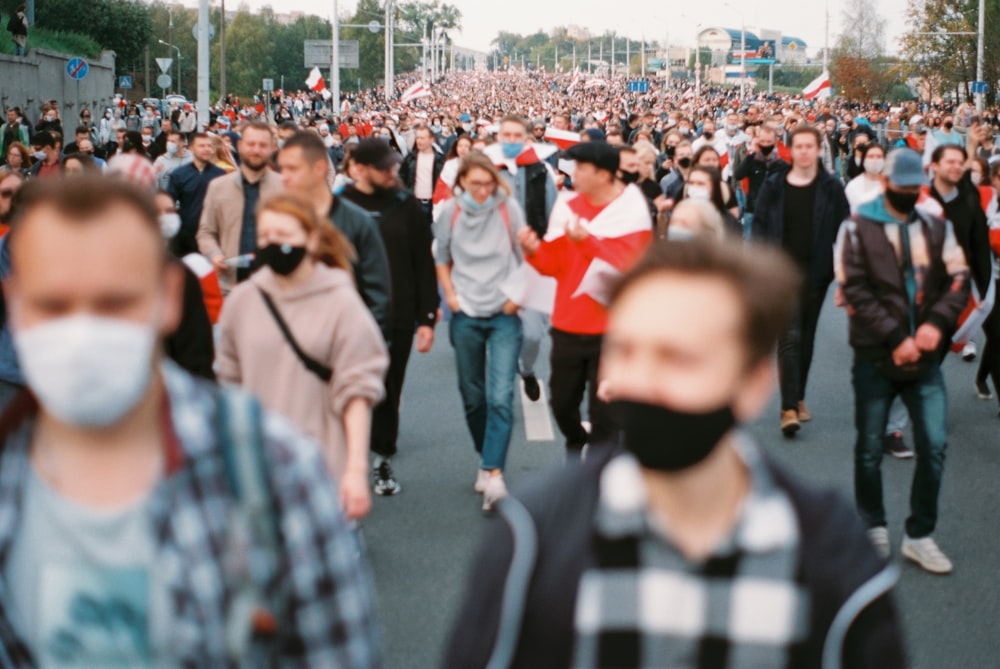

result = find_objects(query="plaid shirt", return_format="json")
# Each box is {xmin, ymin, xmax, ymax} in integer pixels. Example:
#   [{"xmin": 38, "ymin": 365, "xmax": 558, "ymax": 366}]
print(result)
[
  {"xmin": 0, "ymin": 362, "xmax": 381, "ymax": 668},
  {"xmin": 572, "ymin": 438, "xmax": 809, "ymax": 669}
]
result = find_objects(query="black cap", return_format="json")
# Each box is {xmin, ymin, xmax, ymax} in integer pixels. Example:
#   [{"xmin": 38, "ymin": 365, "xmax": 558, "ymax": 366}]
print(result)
[
  {"xmin": 352, "ymin": 138, "xmax": 402, "ymax": 169},
  {"xmin": 565, "ymin": 141, "xmax": 619, "ymax": 174}
]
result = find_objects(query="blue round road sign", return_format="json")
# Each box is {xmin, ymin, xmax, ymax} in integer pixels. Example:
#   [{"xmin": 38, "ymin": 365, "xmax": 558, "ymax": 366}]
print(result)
[{"xmin": 67, "ymin": 57, "xmax": 89, "ymax": 80}]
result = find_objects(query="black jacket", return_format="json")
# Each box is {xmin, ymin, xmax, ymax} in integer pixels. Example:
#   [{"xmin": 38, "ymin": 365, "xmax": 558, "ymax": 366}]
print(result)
[
  {"xmin": 444, "ymin": 445, "xmax": 906, "ymax": 669},
  {"xmin": 734, "ymin": 151, "xmax": 788, "ymax": 211},
  {"xmin": 399, "ymin": 149, "xmax": 444, "ymax": 198},
  {"xmin": 164, "ymin": 263, "xmax": 216, "ymax": 381},
  {"xmin": 327, "ymin": 196, "xmax": 392, "ymax": 339},
  {"xmin": 340, "ymin": 185, "xmax": 438, "ymax": 330},
  {"xmin": 752, "ymin": 164, "xmax": 850, "ymax": 288},
  {"xmin": 930, "ymin": 180, "xmax": 993, "ymax": 296}
]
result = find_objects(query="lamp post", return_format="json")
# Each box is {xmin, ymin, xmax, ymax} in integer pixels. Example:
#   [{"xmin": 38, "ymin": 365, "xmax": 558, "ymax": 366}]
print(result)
[{"xmin": 157, "ymin": 40, "xmax": 182, "ymax": 96}]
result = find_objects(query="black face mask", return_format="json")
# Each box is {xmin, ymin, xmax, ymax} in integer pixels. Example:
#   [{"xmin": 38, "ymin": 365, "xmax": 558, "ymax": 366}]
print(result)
[
  {"xmin": 885, "ymin": 189, "xmax": 919, "ymax": 215},
  {"xmin": 257, "ymin": 243, "xmax": 307, "ymax": 276},
  {"xmin": 702, "ymin": 131, "xmax": 714, "ymax": 140},
  {"xmin": 677, "ymin": 157, "xmax": 692, "ymax": 169},
  {"xmin": 609, "ymin": 399, "xmax": 737, "ymax": 472},
  {"xmin": 665, "ymin": 146, "xmax": 676, "ymax": 158},
  {"xmin": 619, "ymin": 170, "xmax": 640, "ymax": 184},
  {"xmin": 944, "ymin": 121, "xmax": 954, "ymax": 130},
  {"xmin": 759, "ymin": 144, "xmax": 775, "ymax": 156}
]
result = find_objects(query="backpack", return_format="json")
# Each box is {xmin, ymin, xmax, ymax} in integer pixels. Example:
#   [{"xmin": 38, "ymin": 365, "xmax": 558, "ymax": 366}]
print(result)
[{"xmin": 5, "ymin": 15, "xmax": 16, "ymax": 33}]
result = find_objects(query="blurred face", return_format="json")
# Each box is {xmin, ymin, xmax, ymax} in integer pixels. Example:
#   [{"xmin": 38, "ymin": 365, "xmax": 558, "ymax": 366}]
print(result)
[
  {"xmin": 6, "ymin": 203, "xmax": 181, "ymax": 338},
  {"xmin": 364, "ymin": 163, "xmax": 399, "ymax": 190},
  {"xmin": 638, "ymin": 152, "xmax": 656, "ymax": 179},
  {"xmin": 460, "ymin": 166, "xmax": 498, "ymax": 205},
  {"xmin": 933, "ymin": 147, "xmax": 966, "ymax": 186},
  {"xmin": 63, "ymin": 158, "xmax": 86, "ymax": 175},
  {"xmin": 239, "ymin": 127, "xmax": 273, "ymax": 171},
  {"xmin": 695, "ymin": 151, "xmax": 720, "ymax": 169},
  {"xmin": 600, "ymin": 273, "xmax": 768, "ymax": 421},
  {"xmin": 6, "ymin": 148, "xmax": 22, "ymax": 168},
  {"xmin": 191, "ymin": 137, "xmax": 215, "ymax": 163},
  {"xmin": 619, "ymin": 151, "xmax": 640, "ymax": 174},
  {"xmin": 277, "ymin": 146, "xmax": 326, "ymax": 192},
  {"xmin": 499, "ymin": 121, "xmax": 527, "ymax": 145},
  {"xmin": 456, "ymin": 138, "xmax": 471, "ymax": 158},
  {"xmin": 77, "ymin": 139, "xmax": 94, "ymax": 155},
  {"xmin": 790, "ymin": 133, "xmax": 819, "ymax": 170},
  {"xmin": 154, "ymin": 192, "xmax": 176, "ymax": 217},
  {"xmin": 687, "ymin": 170, "xmax": 713, "ymax": 194},
  {"xmin": 6, "ymin": 110, "xmax": 15, "ymax": 125},
  {"xmin": 0, "ymin": 175, "xmax": 22, "ymax": 217},
  {"xmin": 415, "ymin": 128, "xmax": 433, "ymax": 151},
  {"xmin": 256, "ymin": 210, "xmax": 310, "ymax": 248},
  {"xmin": 572, "ymin": 162, "xmax": 612, "ymax": 196}
]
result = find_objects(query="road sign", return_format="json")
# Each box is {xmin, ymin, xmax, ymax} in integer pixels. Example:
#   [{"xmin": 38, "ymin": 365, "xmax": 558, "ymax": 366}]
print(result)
[
  {"xmin": 627, "ymin": 80, "xmax": 650, "ymax": 93},
  {"xmin": 368, "ymin": 20, "xmax": 381, "ymax": 33},
  {"xmin": 193, "ymin": 22, "xmax": 216, "ymax": 41},
  {"xmin": 157, "ymin": 74, "xmax": 172, "ymax": 89},
  {"xmin": 119, "ymin": 75, "xmax": 133, "ymax": 89},
  {"xmin": 155, "ymin": 57, "xmax": 173, "ymax": 73},
  {"xmin": 304, "ymin": 40, "xmax": 360, "ymax": 69},
  {"xmin": 973, "ymin": 81, "xmax": 989, "ymax": 94},
  {"xmin": 66, "ymin": 57, "xmax": 89, "ymax": 80},
  {"xmin": 262, "ymin": 78, "xmax": 274, "ymax": 91}
]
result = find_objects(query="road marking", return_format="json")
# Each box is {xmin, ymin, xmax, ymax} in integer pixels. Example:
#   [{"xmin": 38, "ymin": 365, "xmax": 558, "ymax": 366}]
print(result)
[{"xmin": 520, "ymin": 380, "xmax": 555, "ymax": 442}]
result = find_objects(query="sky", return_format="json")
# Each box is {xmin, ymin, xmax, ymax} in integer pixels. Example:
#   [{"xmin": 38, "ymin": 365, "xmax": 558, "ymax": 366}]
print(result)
[{"xmin": 181, "ymin": 0, "xmax": 913, "ymax": 57}]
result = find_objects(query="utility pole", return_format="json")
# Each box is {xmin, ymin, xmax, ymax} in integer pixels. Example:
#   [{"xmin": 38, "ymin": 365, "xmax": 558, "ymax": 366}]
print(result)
[
  {"xmin": 626, "ymin": 38, "xmax": 630, "ymax": 76},
  {"xmin": 588, "ymin": 41, "xmax": 592, "ymax": 74},
  {"xmin": 197, "ymin": 0, "xmax": 210, "ymax": 129},
  {"xmin": 976, "ymin": 0, "xmax": 985, "ymax": 111},
  {"xmin": 422, "ymin": 21, "xmax": 428, "ymax": 81},
  {"xmin": 384, "ymin": 0, "xmax": 393, "ymax": 102},
  {"xmin": 331, "ymin": 0, "xmax": 340, "ymax": 115},
  {"xmin": 219, "ymin": 0, "xmax": 226, "ymax": 103}
]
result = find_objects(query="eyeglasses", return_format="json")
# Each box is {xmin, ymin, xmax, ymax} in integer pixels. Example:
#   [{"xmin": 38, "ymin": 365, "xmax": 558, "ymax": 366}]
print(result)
[
  {"xmin": 0, "ymin": 188, "xmax": 17, "ymax": 199},
  {"xmin": 464, "ymin": 180, "xmax": 496, "ymax": 191}
]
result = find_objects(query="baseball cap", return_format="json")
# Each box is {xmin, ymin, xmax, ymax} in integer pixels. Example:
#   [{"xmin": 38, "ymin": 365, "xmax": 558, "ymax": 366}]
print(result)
[
  {"xmin": 884, "ymin": 148, "xmax": 925, "ymax": 187},
  {"xmin": 565, "ymin": 141, "xmax": 620, "ymax": 174},
  {"xmin": 352, "ymin": 138, "xmax": 402, "ymax": 170},
  {"xmin": 908, "ymin": 114, "xmax": 926, "ymax": 133}
]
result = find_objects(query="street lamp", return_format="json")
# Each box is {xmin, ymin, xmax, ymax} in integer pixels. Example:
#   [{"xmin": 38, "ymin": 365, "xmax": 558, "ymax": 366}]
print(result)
[
  {"xmin": 158, "ymin": 39, "xmax": 182, "ymax": 97},
  {"xmin": 723, "ymin": 4, "xmax": 747, "ymax": 99}
]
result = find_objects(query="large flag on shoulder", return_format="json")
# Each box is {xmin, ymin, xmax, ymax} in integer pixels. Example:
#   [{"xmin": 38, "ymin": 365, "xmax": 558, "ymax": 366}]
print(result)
[
  {"xmin": 543, "ymin": 127, "xmax": 581, "ymax": 150},
  {"xmin": 400, "ymin": 81, "xmax": 432, "ymax": 104},
  {"xmin": 803, "ymin": 71, "xmax": 831, "ymax": 100},
  {"xmin": 306, "ymin": 66, "xmax": 326, "ymax": 92}
]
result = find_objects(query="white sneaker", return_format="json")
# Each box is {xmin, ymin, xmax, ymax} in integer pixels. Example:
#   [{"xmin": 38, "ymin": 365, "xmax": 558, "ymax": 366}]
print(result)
[
  {"xmin": 474, "ymin": 469, "xmax": 490, "ymax": 494},
  {"xmin": 962, "ymin": 341, "xmax": 977, "ymax": 362},
  {"xmin": 901, "ymin": 535, "xmax": 953, "ymax": 574},
  {"xmin": 866, "ymin": 527, "xmax": 891, "ymax": 560},
  {"xmin": 482, "ymin": 474, "xmax": 507, "ymax": 511}
]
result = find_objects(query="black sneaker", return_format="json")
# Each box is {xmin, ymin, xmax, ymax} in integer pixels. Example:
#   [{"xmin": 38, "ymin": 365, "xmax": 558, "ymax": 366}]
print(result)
[
  {"xmin": 373, "ymin": 460, "xmax": 401, "ymax": 496},
  {"xmin": 523, "ymin": 374, "xmax": 541, "ymax": 402},
  {"xmin": 883, "ymin": 433, "xmax": 914, "ymax": 459}
]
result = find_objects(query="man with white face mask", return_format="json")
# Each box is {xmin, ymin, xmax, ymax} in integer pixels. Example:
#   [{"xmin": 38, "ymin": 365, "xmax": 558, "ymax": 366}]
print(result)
[
  {"xmin": 0, "ymin": 175, "xmax": 381, "ymax": 666},
  {"xmin": 152, "ymin": 130, "xmax": 193, "ymax": 190}
]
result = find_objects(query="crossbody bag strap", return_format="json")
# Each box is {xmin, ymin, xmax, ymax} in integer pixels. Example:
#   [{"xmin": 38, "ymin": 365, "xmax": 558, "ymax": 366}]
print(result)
[{"xmin": 257, "ymin": 288, "xmax": 333, "ymax": 382}]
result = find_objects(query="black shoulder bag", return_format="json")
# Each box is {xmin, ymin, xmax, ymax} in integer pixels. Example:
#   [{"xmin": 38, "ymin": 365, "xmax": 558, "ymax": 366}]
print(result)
[{"xmin": 257, "ymin": 288, "xmax": 333, "ymax": 382}]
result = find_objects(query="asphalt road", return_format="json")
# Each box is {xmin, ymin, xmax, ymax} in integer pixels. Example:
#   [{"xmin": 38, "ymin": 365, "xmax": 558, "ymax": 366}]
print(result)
[{"xmin": 363, "ymin": 293, "xmax": 1000, "ymax": 669}]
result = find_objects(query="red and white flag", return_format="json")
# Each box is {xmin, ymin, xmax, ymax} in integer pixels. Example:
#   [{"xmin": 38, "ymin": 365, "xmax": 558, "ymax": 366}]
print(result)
[
  {"xmin": 400, "ymin": 81, "xmax": 431, "ymax": 104},
  {"xmin": 803, "ymin": 71, "xmax": 831, "ymax": 100},
  {"xmin": 543, "ymin": 127, "xmax": 581, "ymax": 150},
  {"xmin": 306, "ymin": 66, "xmax": 326, "ymax": 92}
]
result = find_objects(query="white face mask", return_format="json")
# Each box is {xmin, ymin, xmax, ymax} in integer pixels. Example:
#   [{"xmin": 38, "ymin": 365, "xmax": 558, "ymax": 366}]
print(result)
[
  {"xmin": 32, "ymin": 150, "xmax": 47, "ymax": 161},
  {"xmin": 863, "ymin": 158, "xmax": 885, "ymax": 175},
  {"xmin": 166, "ymin": 141, "xmax": 178, "ymax": 155},
  {"xmin": 14, "ymin": 314, "xmax": 157, "ymax": 428},
  {"xmin": 159, "ymin": 212, "xmax": 181, "ymax": 239},
  {"xmin": 686, "ymin": 185, "xmax": 711, "ymax": 201},
  {"xmin": 971, "ymin": 171, "xmax": 983, "ymax": 186}
]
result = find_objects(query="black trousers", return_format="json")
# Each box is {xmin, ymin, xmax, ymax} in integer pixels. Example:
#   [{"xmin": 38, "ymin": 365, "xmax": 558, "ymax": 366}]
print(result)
[
  {"xmin": 778, "ymin": 283, "xmax": 828, "ymax": 411},
  {"xmin": 371, "ymin": 327, "xmax": 415, "ymax": 458},
  {"xmin": 977, "ymin": 280, "xmax": 1000, "ymax": 404},
  {"xmin": 548, "ymin": 328, "xmax": 613, "ymax": 451}
]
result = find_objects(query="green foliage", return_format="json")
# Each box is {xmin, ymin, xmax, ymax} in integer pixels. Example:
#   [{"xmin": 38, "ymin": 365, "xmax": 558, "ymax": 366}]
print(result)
[
  {"xmin": 35, "ymin": 0, "xmax": 152, "ymax": 72},
  {"xmin": 20, "ymin": 27, "xmax": 102, "ymax": 59},
  {"xmin": 489, "ymin": 28, "xmax": 656, "ymax": 73}
]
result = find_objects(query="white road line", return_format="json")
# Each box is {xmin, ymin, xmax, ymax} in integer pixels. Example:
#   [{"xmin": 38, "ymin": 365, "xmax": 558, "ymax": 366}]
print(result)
[{"xmin": 520, "ymin": 380, "xmax": 555, "ymax": 442}]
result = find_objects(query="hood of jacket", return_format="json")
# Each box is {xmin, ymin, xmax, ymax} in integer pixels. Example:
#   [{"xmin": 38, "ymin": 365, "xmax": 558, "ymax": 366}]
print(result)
[{"xmin": 249, "ymin": 262, "xmax": 355, "ymax": 302}]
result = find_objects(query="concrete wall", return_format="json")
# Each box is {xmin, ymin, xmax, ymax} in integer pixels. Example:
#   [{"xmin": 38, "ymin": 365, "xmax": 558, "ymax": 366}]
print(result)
[{"xmin": 0, "ymin": 48, "xmax": 116, "ymax": 123}]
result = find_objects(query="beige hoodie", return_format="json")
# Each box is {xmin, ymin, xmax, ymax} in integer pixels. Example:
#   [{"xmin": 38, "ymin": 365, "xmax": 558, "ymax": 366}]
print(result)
[{"xmin": 217, "ymin": 263, "xmax": 388, "ymax": 478}]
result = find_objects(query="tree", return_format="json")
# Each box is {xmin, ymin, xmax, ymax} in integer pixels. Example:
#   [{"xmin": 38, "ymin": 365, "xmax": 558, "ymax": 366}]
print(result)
[
  {"xmin": 900, "ymin": 0, "xmax": 979, "ymax": 101},
  {"xmin": 34, "ymin": 0, "xmax": 152, "ymax": 72},
  {"xmin": 830, "ymin": 0, "xmax": 896, "ymax": 101}
]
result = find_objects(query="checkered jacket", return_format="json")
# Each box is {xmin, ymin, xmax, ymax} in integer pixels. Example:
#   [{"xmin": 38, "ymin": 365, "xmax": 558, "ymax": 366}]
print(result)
[{"xmin": 0, "ymin": 363, "xmax": 382, "ymax": 668}]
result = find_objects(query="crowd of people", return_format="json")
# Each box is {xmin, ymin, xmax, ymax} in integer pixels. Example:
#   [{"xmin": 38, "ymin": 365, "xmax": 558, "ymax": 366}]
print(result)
[{"xmin": 0, "ymin": 66, "xmax": 995, "ymax": 666}]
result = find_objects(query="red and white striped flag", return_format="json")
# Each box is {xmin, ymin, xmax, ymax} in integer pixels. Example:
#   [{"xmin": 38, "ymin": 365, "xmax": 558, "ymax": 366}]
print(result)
[
  {"xmin": 543, "ymin": 127, "xmax": 581, "ymax": 150},
  {"xmin": 803, "ymin": 71, "xmax": 831, "ymax": 100},
  {"xmin": 400, "ymin": 81, "xmax": 431, "ymax": 104},
  {"xmin": 305, "ymin": 66, "xmax": 326, "ymax": 92}
]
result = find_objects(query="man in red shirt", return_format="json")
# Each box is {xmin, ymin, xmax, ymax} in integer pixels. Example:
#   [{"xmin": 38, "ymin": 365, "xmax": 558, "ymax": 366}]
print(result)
[
  {"xmin": 27, "ymin": 132, "xmax": 62, "ymax": 180},
  {"xmin": 518, "ymin": 142, "xmax": 652, "ymax": 457}
]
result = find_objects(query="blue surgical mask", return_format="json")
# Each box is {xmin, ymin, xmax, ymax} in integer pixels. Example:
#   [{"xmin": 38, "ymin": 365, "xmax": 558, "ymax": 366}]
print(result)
[
  {"xmin": 461, "ymin": 191, "xmax": 495, "ymax": 212},
  {"xmin": 500, "ymin": 142, "xmax": 523, "ymax": 159}
]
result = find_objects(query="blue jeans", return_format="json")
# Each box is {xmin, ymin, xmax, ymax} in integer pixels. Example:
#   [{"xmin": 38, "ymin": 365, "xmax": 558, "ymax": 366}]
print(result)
[
  {"xmin": 449, "ymin": 311, "xmax": 523, "ymax": 471},
  {"xmin": 852, "ymin": 357, "xmax": 948, "ymax": 538}
]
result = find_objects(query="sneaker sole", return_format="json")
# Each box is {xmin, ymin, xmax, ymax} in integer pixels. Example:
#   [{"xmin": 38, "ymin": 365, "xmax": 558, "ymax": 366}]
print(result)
[
  {"xmin": 781, "ymin": 422, "xmax": 800, "ymax": 437},
  {"xmin": 885, "ymin": 449, "xmax": 914, "ymax": 460},
  {"xmin": 374, "ymin": 485, "xmax": 401, "ymax": 496},
  {"xmin": 963, "ymin": 354, "xmax": 976, "ymax": 362},
  {"xmin": 975, "ymin": 384, "xmax": 994, "ymax": 400},
  {"xmin": 901, "ymin": 544, "xmax": 953, "ymax": 574}
]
